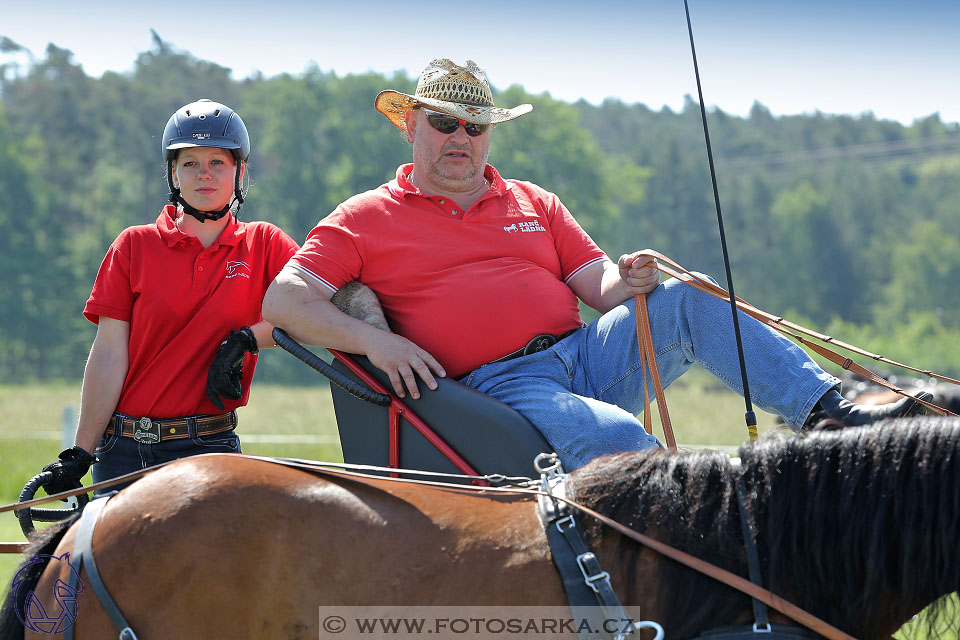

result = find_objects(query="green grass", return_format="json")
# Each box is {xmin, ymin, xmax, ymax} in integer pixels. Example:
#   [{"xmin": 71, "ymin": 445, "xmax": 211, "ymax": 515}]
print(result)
[{"xmin": 0, "ymin": 376, "xmax": 943, "ymax": 637}]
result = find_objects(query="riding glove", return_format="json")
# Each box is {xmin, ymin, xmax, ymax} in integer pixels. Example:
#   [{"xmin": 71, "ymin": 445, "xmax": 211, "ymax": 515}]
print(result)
[
  {"xmin": 41, "ymin": 446, "xmax": 97, "ymax": 495},
  {"xmin": 206, "ymin": 326, "xmax": 259, "ymax": 410}
]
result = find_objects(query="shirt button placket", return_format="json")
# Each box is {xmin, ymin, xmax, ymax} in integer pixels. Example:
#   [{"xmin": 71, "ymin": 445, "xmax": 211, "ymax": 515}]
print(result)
[{"xmin": 194, "ymin": 253, "xmax": 206, "ymax": 290}]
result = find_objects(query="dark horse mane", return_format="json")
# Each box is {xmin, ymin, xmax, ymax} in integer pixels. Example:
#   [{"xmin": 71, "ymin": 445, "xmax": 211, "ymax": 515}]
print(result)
[{"xmin": 569, "ymin": 416, "xmax": 960, "ymax": 639}]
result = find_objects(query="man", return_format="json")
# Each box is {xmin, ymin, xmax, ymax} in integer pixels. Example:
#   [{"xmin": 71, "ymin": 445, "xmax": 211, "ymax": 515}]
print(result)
[{"xmin": 262, "ymin": 58, "xmax": 925, "ymax": 470}]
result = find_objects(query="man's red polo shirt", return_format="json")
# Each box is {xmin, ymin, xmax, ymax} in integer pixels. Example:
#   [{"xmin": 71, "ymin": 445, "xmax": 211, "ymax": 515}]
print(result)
[
  {"xmin": 84, "ymin": 206, "xmax": 299, "ymax": 418},
  {"xmin": 288, "ymin": 164, "xmax": 607, "ymax": 378}
]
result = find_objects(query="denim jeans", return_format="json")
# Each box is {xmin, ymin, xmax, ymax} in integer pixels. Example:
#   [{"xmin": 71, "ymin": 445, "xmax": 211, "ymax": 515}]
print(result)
[
  {"xmin": 459, "ymin": 275, "xmax": 838, "ymax": 471},
  {"xmin": 92, "ymin": 415, "xmax": 241, "ymax": 495}
]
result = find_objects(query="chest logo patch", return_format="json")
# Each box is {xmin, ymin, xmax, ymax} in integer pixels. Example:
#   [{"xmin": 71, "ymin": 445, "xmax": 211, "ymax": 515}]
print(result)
[
  {"xmin": 503, "ymin": 221, "xmax": 546, "ymax": 234},
  {"xmin": 225, "ymin": 261, "xmax": 252, "ymax": 279}
]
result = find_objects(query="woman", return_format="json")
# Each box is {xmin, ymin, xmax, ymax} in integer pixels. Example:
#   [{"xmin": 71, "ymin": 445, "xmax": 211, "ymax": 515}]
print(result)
[{"xmin": 40, "ymin": 99, "xmax": 299, "ymax": 493}]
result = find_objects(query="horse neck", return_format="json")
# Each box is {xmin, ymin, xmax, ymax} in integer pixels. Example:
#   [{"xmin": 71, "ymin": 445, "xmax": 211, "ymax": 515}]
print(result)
[
  {"xmin": 573, "ymin": 422, "xmax": 960, "ymax": 639},
  {"xmin": 750, "ymin": 422, "xmax": 960, "ymax": 637},
  {"xmin": 574, "ymin": 450, "xmax": 754, "ymax": 636}
]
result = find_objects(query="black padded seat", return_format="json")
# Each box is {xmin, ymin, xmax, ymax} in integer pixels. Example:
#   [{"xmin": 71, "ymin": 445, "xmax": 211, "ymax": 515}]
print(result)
[{"xmin": 329, "ymin": 354, "xmax": 553, "ymax": 480}]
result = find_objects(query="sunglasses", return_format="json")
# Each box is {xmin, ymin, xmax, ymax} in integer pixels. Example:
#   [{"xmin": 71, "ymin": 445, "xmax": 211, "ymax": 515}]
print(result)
[{"xmin": 422, "ymin": 110, "xmax": 491, "ymax": 137}]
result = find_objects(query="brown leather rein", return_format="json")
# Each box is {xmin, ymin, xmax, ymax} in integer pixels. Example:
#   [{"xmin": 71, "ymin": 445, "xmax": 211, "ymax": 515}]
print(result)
[
  {"xmin": 0, "ymin": 454, "xmax": 857, "ymax": 640},
  {"xmin": 633, "ymin": 252, "xmax": 958, "ymax": 426}
]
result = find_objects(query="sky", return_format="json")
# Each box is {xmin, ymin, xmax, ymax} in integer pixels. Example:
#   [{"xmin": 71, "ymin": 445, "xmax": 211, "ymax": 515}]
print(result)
[{"xmin": 2, "ymin": 0, "xmax": 958, "ymax": 125}]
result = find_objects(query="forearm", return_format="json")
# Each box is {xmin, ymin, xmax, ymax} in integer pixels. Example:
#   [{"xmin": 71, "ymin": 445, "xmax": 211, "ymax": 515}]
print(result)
[
  {"xmin": 575, "ymin": 260, "xmax": 631, "ymax": 313},
  {"xmin": 571, "ymin": 255, "xmax": 660, "ymax": 314},
  {"xmin": 263, "ymin": 269, "xmax": 444, "ymax": 398},
  {"xmin": 262, "ymin": 270, "xmax": 390, "ymax": 354},
  {"xmin": 248, "ymin": 320, "xmax": 278, "ymax": 350},
  {"xmin": 75, "ymin": 336, "xmax": 129, "ymax": 454},
  {"xmin": 593, "ymin": 261, "xmax": 633, "ymax": 312}
]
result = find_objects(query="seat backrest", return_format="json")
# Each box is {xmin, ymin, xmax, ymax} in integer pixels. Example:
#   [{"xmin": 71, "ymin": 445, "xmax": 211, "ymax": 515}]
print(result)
[{"xmin": 329, "ymin": 354, "xmax": 552, "ymax": 480}]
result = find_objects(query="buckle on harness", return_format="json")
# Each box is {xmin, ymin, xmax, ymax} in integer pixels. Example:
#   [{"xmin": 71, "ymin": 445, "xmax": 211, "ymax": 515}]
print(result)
[
  {"xmin": 576, "ymin": 551, "xmax": 612, "ymax": 594},
  {"xmin": 133, "ymin": 418, "xmax": 160, "ymax": 444}
]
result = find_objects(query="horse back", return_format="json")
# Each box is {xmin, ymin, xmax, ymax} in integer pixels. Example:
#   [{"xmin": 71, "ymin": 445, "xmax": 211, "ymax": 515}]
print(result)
[{"xmin": 31, "ymin": 454, "xmax": 564, "ymax": 639}]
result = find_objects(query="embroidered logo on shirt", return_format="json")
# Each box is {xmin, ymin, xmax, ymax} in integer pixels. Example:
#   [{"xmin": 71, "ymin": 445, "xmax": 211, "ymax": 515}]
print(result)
[
  {"xmin": 504, "ymin": 221, "xmax": 546, "ymax": 234},
  {"xmin": 225, "ymin": 261, "xmax": 252, "ymax": 279}
]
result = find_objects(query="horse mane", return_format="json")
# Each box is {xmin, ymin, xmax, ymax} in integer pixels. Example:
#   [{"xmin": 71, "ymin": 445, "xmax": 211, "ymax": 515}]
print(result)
[{"xmin": 569, "ymin": 417, "xmax": 960, "ymax": 638}]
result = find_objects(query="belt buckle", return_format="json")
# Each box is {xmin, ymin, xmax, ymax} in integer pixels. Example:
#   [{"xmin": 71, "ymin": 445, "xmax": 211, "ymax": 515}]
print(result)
[
  {"xmin": 523, "ymin": 334, "xmax": 557, "ymax": 356},
  {"xmin": 133, "ymin": 417, "xmax": 161, "ymax": 444}
]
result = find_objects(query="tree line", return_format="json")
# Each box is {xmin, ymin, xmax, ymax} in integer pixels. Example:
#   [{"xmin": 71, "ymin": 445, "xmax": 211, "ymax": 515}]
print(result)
[{"xmin": 1, "ymin": 36, "xmax": 958, "ymax": 384}]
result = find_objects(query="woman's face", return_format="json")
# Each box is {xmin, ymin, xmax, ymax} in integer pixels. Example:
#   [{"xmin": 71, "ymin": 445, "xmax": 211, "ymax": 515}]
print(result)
[{"xmin": 172, "ymin": 147, "xmax": 241, "ymax": 212}]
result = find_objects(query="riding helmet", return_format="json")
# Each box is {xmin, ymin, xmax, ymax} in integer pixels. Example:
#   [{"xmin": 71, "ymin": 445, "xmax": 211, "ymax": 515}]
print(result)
[{"xmin": 162, "ymin": 98, "xmax": 250, "ymax": 162}]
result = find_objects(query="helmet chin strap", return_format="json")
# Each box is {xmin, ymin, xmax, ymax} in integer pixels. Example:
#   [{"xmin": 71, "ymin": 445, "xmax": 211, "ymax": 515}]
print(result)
[
  {"xmin": 166, "ymin": 159, "xmax": 245, "ymax": 223},
  {"xmin": 172, "ymin": 193, "xmax": 233, "ymax": 223}
]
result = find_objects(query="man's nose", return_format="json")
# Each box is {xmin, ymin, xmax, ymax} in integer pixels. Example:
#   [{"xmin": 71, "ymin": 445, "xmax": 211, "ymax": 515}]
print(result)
[{"xmin": 448, "ymin": 122, "xmax": 470, "ymax": 142}]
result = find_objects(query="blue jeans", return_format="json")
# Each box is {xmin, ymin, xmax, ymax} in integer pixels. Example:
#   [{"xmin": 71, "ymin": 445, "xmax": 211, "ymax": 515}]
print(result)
[
  {"xmin": 92, "ymin": 416, "xmax": 242, "ymax": 495},
  {"xmin": 459, "ymin": 275, "xmax": 838, "ymax": 471}
]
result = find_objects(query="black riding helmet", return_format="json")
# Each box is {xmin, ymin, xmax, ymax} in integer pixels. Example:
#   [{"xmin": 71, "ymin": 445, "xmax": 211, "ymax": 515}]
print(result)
[{"xmin": 162, "ymin": 98, "xmax": 250, "ymax": 223}]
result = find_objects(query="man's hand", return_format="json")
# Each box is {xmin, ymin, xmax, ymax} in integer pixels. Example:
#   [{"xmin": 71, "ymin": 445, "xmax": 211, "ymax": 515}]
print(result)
[
  {"xmin": 41, "ymin": 446, "xmax": 97, "ymax": 495},
  {"xmin": 365, "ymin": 333, "xmax": 445, "ymax": 400},
  {"xmin": 618, "ymin": 251, "xmax": 661, "ymax": 296},
  {"xmin": 206, "ymin": 326, "xmax": 259, "ymax": 410}
]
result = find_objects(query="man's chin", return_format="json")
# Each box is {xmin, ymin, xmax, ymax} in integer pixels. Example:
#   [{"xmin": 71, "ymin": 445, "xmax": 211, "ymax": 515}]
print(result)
[{"xmin": 434, "ymin": 165, "xmax": 480, "ymax": 183}]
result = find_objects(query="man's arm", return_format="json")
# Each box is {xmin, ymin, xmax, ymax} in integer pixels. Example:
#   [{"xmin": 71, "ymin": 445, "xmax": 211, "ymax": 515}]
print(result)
[
  {"xmin": 568, "ymin": 251, "xmax": 661, "ymax": 314},
  {"xmin": 330, "ymin": 281, "xmax": 390, "ymax": 331},
  {"xmin": 261, "ymin": 267, "xmax": 445, "ymax": 399}
]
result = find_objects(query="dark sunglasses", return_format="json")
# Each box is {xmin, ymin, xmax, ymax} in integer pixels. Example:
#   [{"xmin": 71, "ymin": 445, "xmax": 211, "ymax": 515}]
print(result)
[{"xmin": 422, "ymin": 110, "xmax": 491, "ymax": 137}]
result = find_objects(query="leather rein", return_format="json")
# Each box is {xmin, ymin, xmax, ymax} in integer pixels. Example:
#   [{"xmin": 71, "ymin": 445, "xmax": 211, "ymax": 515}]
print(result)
[{"xmin": 633, "ymin": 251, "xmax": 958, "ymax": 423}]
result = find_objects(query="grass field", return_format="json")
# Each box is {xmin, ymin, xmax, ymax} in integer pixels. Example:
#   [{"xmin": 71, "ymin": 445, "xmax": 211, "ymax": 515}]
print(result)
[{"xmin": 0, "ymin": 373, "xmax": 943, "ymax": 637}]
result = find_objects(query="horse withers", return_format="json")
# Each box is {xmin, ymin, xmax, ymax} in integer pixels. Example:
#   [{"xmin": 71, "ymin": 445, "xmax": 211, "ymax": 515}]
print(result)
[{"xmin": 3, "ymin": 416, "xmax": 960, "ymax": 639}]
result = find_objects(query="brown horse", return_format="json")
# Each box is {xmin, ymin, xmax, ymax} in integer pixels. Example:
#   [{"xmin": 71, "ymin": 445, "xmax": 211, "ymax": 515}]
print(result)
[{"xmin": 3, "ymin": 416, "xmax": 960, "ymax": 639}]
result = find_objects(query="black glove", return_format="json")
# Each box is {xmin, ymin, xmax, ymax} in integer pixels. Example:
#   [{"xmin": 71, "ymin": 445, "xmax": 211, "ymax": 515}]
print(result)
[
  {"xmin": 206, "ymin": 326, "xmax": 259, "ymax": 410},
  {"xmin": 41, "ymin": 446, "xmax": 97, "ymax": 495}
]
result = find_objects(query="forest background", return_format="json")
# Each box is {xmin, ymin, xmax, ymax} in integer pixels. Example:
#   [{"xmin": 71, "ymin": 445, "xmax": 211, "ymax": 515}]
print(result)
[{"xmin": 2, "ymin": 36, "xmax": 959, "ymax": 385}]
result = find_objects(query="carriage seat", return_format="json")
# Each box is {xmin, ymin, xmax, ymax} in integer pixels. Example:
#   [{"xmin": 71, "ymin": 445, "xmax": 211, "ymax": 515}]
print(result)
[{"xmin": 328, "ymin": 353, "xmax": 553, "ymax": 480}]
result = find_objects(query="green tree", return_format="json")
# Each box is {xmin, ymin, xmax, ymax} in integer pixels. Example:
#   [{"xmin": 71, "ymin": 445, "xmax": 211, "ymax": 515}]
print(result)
[{"xmin": 876, "ymin": 221, "xmax": 960, "ymax": 329}]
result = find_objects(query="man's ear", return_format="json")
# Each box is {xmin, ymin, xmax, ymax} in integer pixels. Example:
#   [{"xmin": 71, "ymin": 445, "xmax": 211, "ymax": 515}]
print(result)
[{"xmin": 404, "ymin": 110, "xmax": 417, "ymax": 143}]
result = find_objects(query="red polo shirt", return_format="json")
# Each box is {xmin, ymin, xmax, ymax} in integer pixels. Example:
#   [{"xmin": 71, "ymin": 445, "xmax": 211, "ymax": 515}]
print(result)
[
  {"xmin": 288, "ymin": 164, "xmax": 606, "ymax": 377},
  {"xmin": 84, "ymin": 206, "xmax": 299, "ymax": 418}
]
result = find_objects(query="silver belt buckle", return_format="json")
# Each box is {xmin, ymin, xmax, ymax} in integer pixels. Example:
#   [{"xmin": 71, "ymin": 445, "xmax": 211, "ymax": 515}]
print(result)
[{"xmin": 133, "ymin": 417, "xmax": 161, "ymax": 444}]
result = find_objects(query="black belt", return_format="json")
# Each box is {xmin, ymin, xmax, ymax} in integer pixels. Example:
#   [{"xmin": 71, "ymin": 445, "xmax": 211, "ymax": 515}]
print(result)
[
  {"xmin": 455, "ymin": 327, "xmax": 584, "ymax": 381},
  {"xmin": 490, "ymin": 327, "xmax": 583, "ymax": 365},
  {"xmin": 106, "ymin": 411, "xmax": 237, "ymax": 444}
]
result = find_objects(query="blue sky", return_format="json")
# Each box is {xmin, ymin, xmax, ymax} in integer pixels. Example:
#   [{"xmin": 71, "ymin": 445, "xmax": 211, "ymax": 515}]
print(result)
[{"xmin": 3, "ymin": 0, "xmax": 958, "ymax": 125}]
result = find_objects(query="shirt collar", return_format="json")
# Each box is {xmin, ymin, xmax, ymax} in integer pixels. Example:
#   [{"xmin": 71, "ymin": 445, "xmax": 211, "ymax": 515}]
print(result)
[
  {"xmin": 156, "ymin": 204, "xmax": 243, "ymax": 248},
  {"xmin": 389, "ymin": 163, "xmax": 511, "ymax": 199}
]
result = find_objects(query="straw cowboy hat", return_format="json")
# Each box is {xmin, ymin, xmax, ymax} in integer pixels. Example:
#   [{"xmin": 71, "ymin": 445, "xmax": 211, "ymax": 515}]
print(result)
[{"xmin": 375, "ymin": 58, "xmax": 533, "ymax": 131}]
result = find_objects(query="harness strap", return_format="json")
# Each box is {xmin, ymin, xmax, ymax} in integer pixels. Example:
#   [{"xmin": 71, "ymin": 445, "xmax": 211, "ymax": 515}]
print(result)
[
  {"xmin": 693, "ymin": 624, "xmax": 821, "ymax": 639},
  {"xmin": 535, "ymin": 458, "xmax": 663, "ymax": 640},
  {"xmin": 735, "ymin": 478, "xmax": 770, "ymax": 632},
  {"xmin": 65, "ymin": 495, "xmax": 138, "ymax": 640}
]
